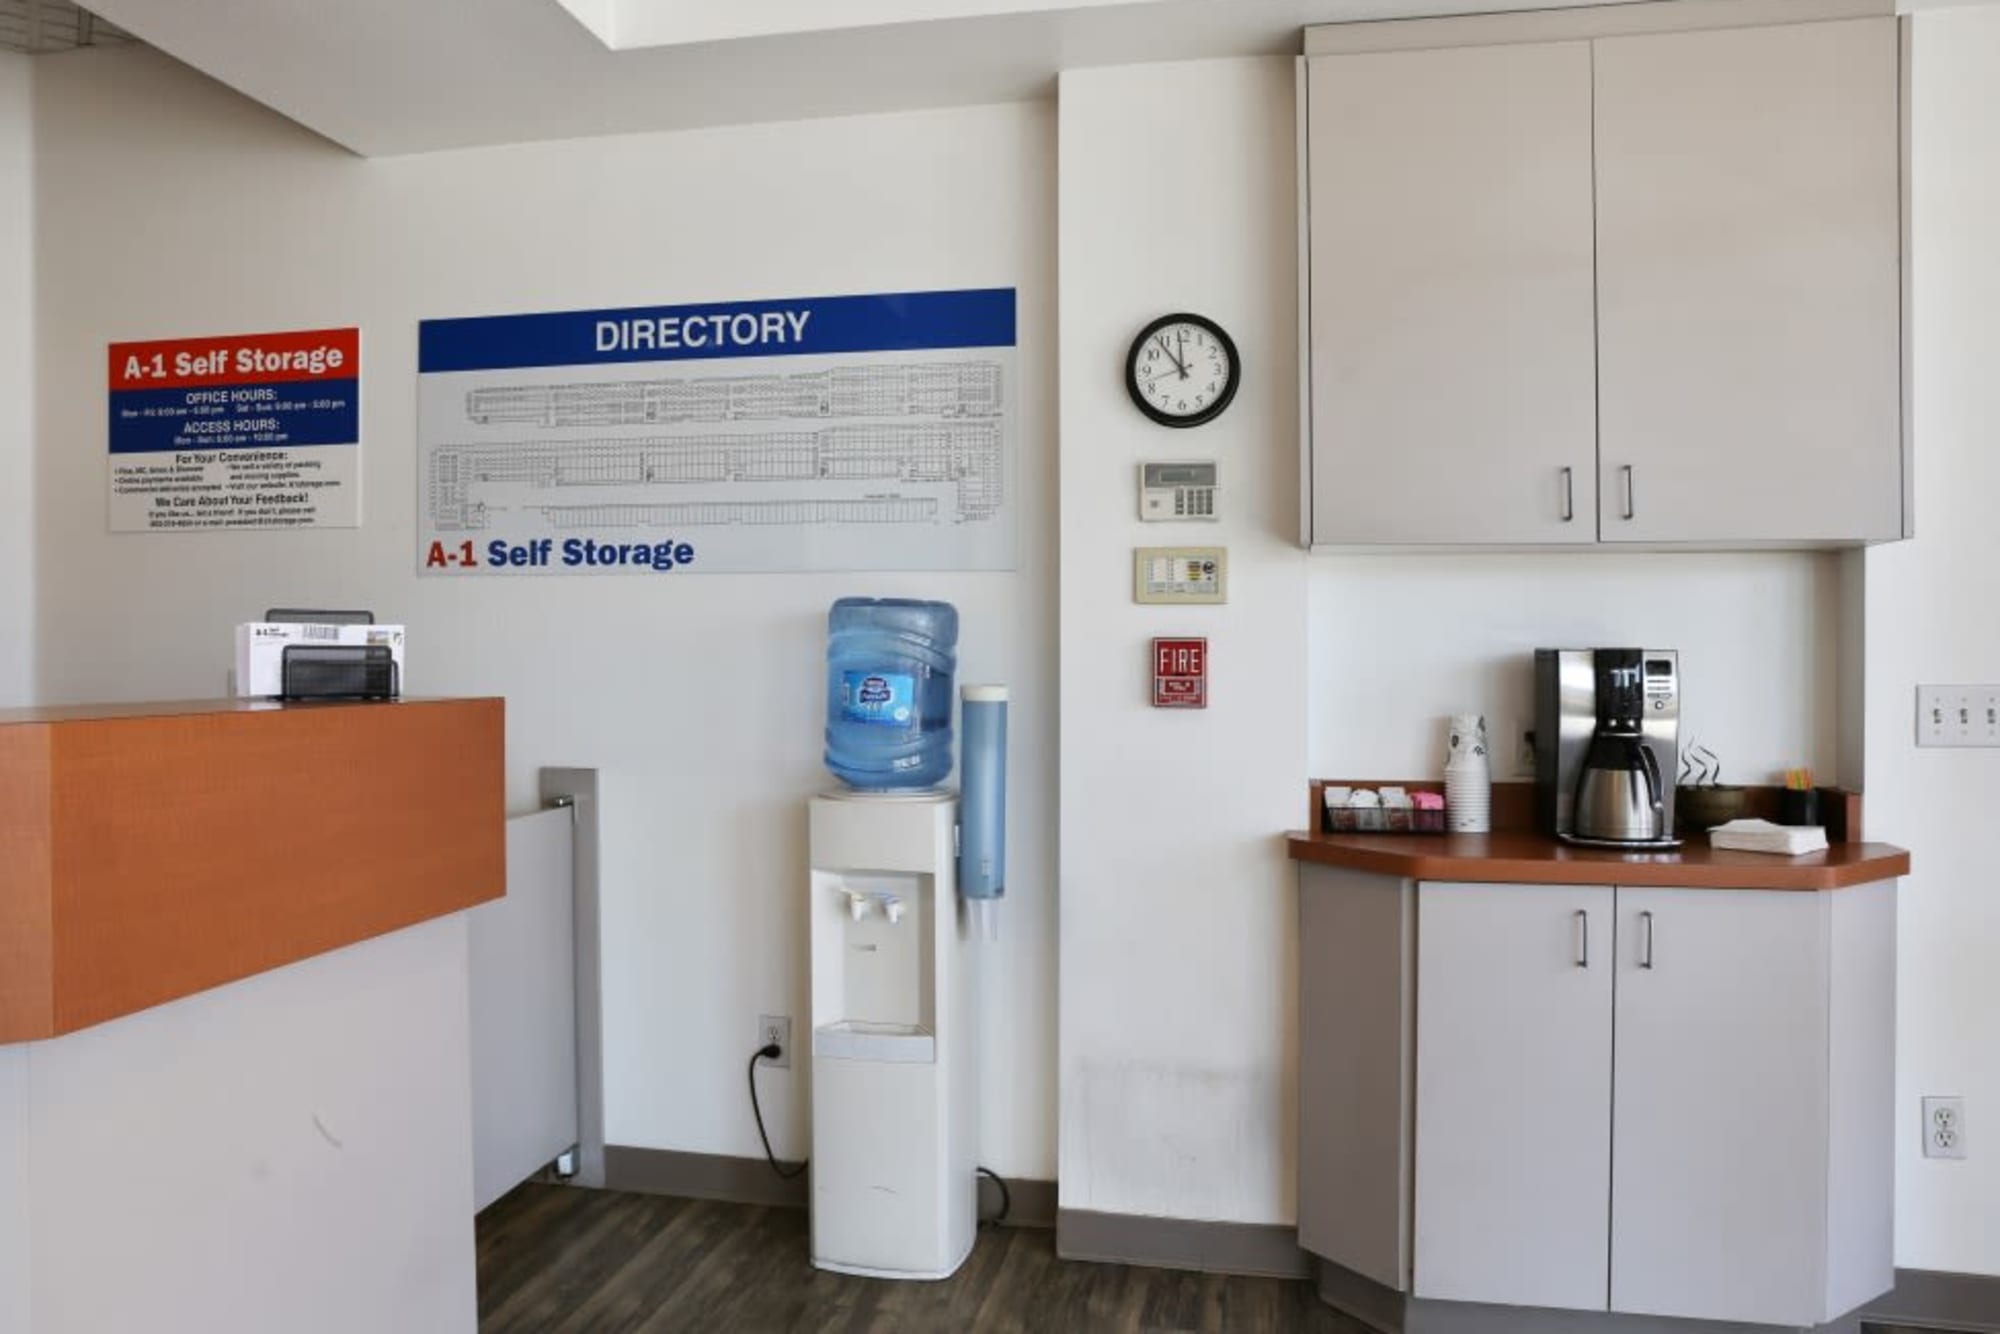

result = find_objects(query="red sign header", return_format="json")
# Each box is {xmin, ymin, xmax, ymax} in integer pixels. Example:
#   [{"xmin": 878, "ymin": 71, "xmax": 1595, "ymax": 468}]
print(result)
[{"xmin": 109, "ymin": 328, "xmax": 360, "ymax": 391}]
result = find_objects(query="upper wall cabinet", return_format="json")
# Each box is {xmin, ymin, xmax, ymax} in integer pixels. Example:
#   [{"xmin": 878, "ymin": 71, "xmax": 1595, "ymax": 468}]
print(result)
[
  {"xmin": 1593, "ymin": 20, "xmax": 1901, "ymax": 544},
  {"xmin": 1300, "ymin": 3, "xmax": 1907, "ymax": 550},
  {"xmin": 1304, "ymin": 41, "xmax": 1600, "ymax": 546}
]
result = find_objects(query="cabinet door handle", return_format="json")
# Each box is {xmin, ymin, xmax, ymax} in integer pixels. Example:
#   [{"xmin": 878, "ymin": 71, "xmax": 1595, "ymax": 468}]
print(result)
[
  {"xmin": 1639, "ymin": 910, "xmax": 1655, "ymax": 970},
  {"xmin": 1621, "ymin": 466, "xmax": 1636, "ymax": 521},
  {"xmin": 1560, "ymin": 467, "xmax": 1575, "ymax": 523},
  {"xmin": 1574, "ymin": 909, "xmax": 1589, "ymax": 968}
]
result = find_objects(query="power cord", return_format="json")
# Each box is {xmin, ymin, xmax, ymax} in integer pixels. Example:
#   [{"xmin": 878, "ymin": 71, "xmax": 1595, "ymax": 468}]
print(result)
[
  {"xmin": 749, "ymin": 1044, "xmax": 808, "ymax": 1180},
  {"xmin": 749, "ymin": 1039, "xmax": 1013, "ymax": 1222},
  {"xmin": 977, "ymin": 1166, "xmax": 1011, "ymax": 1225}
]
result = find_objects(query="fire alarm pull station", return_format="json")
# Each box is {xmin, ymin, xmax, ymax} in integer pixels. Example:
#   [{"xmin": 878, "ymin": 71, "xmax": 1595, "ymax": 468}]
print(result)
[{"xmin": 1153, "ymin": 637, "xmax": 1207, "ymax": 708}]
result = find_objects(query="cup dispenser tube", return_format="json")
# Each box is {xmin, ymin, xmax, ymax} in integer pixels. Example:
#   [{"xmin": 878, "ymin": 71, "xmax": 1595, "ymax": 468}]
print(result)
[{"xmin": 958, "ymin": 686, "xmax": 1007, "ymax": 940}]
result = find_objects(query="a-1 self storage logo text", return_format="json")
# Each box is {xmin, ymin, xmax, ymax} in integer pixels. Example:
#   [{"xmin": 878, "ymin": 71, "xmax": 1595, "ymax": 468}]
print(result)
[{"xmin": 425, "ymin": 537, "xmax": 697, "ymax": 573}]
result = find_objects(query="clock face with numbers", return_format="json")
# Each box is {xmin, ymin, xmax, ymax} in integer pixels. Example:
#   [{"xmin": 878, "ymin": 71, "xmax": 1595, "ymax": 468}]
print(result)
[{"xmin": 1126, "ymin": 313, "xmax": 1240, "ymax": 429}]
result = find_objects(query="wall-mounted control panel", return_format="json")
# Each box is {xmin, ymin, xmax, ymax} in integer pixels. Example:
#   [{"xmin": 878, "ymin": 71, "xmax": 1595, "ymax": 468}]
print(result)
[
  {"xmin": 1134, "ymin": 547, "xmax": 1227, "ymax": 604},
  {"xmin": 1139, "ymin": 461, "xmax": 1219, "ymax": 522}
]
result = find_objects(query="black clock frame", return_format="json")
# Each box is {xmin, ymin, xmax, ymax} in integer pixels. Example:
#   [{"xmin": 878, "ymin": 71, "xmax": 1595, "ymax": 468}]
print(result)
[{"xmin": 1125, "ymin": 312, "xmax": 1240, "ymax": 429}]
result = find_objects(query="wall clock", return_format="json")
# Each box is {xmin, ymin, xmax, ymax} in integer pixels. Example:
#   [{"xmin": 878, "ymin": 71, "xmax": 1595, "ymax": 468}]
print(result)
[{"xmin": 1126, "ymin": 313, "xmax": 1240, "ymax": 429}]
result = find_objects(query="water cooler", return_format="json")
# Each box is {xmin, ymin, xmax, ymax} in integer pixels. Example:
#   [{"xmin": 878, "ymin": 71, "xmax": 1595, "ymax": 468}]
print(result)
[{"xmin": 807, "ymin": 790, "xmax": 976, "ymax": 1278}]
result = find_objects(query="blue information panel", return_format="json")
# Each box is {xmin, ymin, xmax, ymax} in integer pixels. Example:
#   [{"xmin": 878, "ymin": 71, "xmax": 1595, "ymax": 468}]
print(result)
[
  {"xmin": 418, "ymin": 288, "xmax": 1015, "ymax": 373},
  {"xmin": 108, "ymin": 328, "xmax": 361, "ymax": 532}
]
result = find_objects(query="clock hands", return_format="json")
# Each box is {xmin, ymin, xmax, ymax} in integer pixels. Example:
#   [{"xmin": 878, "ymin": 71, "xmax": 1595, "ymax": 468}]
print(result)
[{"xmin": 1130, "ymin": 316, "xmax": 1233, "ymax": 424}]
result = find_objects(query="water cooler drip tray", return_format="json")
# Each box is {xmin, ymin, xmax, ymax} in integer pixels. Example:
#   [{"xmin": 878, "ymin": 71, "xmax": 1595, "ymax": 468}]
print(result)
[{"xmin": 814, "ymin": 1020, "xmax": 936, "ymax": 1064}]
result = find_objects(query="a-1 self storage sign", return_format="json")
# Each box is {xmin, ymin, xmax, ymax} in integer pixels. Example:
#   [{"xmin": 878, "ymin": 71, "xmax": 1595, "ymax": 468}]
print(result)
[
  {"xmin": 1153, "ymin": 637, "xmax": 1207, "ymax": 709},
  {"xmin": 107, "ymin": 328, "xmax": 360, "ymax": 532}
]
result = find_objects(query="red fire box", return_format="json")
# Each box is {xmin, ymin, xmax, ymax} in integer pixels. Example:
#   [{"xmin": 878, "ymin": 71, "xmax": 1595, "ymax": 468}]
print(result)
[{"xmin": 1152, "ymin": 637, "xmax": 1207, "ymax": 709}]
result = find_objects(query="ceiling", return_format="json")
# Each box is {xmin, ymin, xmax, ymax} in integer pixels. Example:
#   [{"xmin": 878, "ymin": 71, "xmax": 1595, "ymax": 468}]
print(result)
[{"xmin": 73, "ymin": 0, "xmax": 1628, "ymax": 157}]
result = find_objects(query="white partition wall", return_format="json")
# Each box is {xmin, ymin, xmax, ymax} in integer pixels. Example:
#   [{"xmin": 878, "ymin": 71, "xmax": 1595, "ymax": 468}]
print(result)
[
  {"xmin": 1, "ymin": 917, "xmax": 478, "ymax": 1334},
  {"xmin": 469, "ymin": 804, "xmax": 580, "ymax": 1212}
]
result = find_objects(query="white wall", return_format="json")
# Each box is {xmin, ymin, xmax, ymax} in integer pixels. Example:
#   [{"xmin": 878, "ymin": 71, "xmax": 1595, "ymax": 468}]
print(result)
[
  {"xmin": 1866, "ymin": 5, "xmax": 2000, "ymax": 1277},
  {"xmin": 0, "ymin": 74, "xmax": 31, "ymax": 1320},
  {"xmin": 1057, "ymin": 57, "xmax": 1308, "ymax": 1223},
  {"xmin": 0, "ymin": 1046, "xmax": 27, "ymax": 1334},
  {"xmin": 1309, "ymin": 552, "xmax": 1844, "ymax": 785},
  {"xmin": 29, "ymin": 47, "xmax": 1058, "ymax": 1182},
  {"xmin": 0, "ymin": 52, "xmax": 30, "ymax": 709}
]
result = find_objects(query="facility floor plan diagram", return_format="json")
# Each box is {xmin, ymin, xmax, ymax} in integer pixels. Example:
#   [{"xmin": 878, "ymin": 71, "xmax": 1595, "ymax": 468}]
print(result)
[{"xmin": 420, "ymin": 349, "xmax": 1015, "ymax": 573}]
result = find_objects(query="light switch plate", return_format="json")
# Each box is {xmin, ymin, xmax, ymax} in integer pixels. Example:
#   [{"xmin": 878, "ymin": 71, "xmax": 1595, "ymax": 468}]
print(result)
[
  {"xmin": 1916, "ymin": 685, "xmax": 2000, "ymax": 747},
  {"xmin": 1134, "ymin": 547, "xmax": 1227, "ymax": 604}
]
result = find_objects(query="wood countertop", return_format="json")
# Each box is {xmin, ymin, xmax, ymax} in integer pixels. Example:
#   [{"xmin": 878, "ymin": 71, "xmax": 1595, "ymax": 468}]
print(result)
[
  {"xmin": 0, "ymin": 697, "xmax": 505, "ymax": 1042},
  {"xmin": 0, "ymin": 696, "xmax": 464, "ymax": 724},
  {"xmin": 1287, "ymin": 830, "xmax": 1909, "ymax": 891}
]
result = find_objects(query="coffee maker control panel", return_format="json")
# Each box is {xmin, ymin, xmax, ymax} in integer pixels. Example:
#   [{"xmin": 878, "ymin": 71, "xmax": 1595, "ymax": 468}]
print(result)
[{"xmin": 1643, "ymin": 657, "xmax": 1679, "ymax": 713}]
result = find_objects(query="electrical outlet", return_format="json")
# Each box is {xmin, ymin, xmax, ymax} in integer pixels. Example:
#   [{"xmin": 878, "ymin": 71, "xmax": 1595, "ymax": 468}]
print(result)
[
  {"xmin": 1916, "ymin": 686, "xmax": 2000, "ymax": 747},
  {"xmin": 1515, "ymin": 723, "xmax": 1538, "ymax": 778},
  {"xmin": 757, "ymin": 1014, "xmax": 792, "ymax": 1069},
  {"xmin": 1922, "ymin": 1095, "xmax": 1967, "ymax": 1160}
]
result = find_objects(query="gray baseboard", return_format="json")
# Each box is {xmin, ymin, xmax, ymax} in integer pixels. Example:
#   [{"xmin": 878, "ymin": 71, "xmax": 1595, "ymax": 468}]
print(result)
[
  {"xmin": 1057, "ymin": 1209, "xmax": 1312, "ymax": 1279},
  {"xmin": 984, "ymin": 1174, "xmax": 1058, "ymax": 1229},
  {"xmin": 1314, "ymin": 1257, "xmax": 1870, "ymax": 1334},
  {"xmin": 602, "ymin": 1145, "xmax": 1054, "ymax": 1227},
  {"xmin": 606, "ymin": 1146, "xmax": 808, "ymax": 1209},
  {"xmin": 1861, "ymin": 1267, "xmax": 2000, "ymax": 1332}
]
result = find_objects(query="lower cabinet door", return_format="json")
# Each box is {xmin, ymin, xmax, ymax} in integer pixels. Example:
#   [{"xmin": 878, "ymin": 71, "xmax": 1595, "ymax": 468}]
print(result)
[
  {"xmin": 1413, "ymin": 882, "xmax": 1613, "ymax": 1309},
  {"xmin": 1611, "ymin": 887, "xmax": 1831, "ymax": 1325}
]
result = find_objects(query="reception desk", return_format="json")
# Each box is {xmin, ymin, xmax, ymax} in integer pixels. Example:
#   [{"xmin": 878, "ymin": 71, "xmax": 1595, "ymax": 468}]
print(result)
[
  {"xmin": 0, "ymin": 697, "xmax": 505, "ymax": 1041},
  {"xmin": 0, "ymin": 698, "xmax": 505, "ymax": 1334}
]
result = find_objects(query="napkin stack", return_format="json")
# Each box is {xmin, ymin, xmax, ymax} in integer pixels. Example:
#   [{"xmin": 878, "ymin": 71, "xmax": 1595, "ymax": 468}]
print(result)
[{"xmin": 1708, "ymin": 818, "xmax": 1829, "ymax": 856}]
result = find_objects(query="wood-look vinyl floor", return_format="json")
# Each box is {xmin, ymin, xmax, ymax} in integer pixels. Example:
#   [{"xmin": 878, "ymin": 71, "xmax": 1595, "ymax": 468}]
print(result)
[
  {"xmin": 477, "ymin": 1184, "xmax": 1367, "ymax": 1334},
  {"xmin": 476, "ymin": 1183, "xmax": 1954, "ymax": 1334}
]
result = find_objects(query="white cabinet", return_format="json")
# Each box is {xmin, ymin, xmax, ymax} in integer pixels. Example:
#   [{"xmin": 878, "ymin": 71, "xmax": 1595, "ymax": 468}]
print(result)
[
  {"xmin": 1412, "ymin": 883, "xmax": 1612, "ymax": 1310},
  {"xmin": 1609, "ymin": 888, "xmax": 1833, "ymax": 1325},
  {"xmin": 1594, "ymin": 19, "xmax": 1903, "ymax": 544},
  {"xmin": 1304, "ymin": 42, "xmax": 1598, "ymax": 545},
  {"xmin": 1300, "ymin": 9, "xmax": 1906, "ymax": 550},
  {"xmin": 1380, "ymin": 879, "xmax": 1897, "ymax": 1327}
]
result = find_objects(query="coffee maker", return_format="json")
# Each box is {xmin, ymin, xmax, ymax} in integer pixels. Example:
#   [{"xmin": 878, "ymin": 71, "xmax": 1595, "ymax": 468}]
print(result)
[{"xmin": 1534, "ymin": 648, "xmax": 1682, "ymax": 848}]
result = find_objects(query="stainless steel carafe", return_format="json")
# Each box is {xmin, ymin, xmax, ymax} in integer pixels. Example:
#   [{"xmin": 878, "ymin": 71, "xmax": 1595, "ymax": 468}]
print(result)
[{"xmin": 1573, "ymin": 732, "xmax": 1666, "ymax": 843}]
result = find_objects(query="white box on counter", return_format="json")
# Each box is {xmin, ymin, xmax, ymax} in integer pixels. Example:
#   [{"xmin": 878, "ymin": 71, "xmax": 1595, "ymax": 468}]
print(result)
[{"xmin": 234, "ymin": 622, "xmax": 406, "ymax": 698}]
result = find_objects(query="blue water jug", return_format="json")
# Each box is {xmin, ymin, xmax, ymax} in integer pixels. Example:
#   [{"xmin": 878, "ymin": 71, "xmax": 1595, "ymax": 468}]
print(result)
[{"xmin": 825, "ymin": 598, "xmax": 959, "ymax": 790}]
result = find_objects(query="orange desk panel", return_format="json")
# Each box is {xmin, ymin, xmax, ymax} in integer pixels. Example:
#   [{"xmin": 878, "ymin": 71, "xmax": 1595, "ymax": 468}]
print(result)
[{"xmin": 0, "ymin": 697, "xmax": 504, "ymax": 1041}]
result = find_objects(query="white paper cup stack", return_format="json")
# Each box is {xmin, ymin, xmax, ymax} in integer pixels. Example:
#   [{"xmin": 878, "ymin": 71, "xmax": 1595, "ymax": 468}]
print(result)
[
  {"xmin": 1444, "ymin": 766, "xmax": 1491, "ymax": 833},
  {"xmin": 1445, "ymin": 712, "xmax": 1492, "ymax": 834}
]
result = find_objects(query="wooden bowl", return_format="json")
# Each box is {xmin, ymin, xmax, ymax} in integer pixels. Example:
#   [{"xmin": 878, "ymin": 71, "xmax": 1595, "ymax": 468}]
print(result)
[{"xmin": 1677, "ymin": 784, "xmax": 1748, "ymax": 833}]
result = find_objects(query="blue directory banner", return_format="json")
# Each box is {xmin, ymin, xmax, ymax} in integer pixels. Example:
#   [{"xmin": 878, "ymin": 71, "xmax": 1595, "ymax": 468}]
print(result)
[{"xmin": 418, "ymin": 288, "xmax": 1016, "ymax": 374}]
